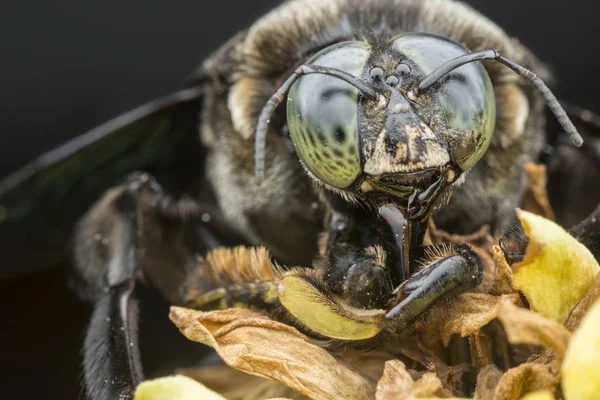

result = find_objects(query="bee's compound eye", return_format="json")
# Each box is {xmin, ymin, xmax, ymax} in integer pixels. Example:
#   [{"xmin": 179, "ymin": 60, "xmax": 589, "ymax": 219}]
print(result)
[
  {"xmin": 391, "ymin": 33, "xmax": 496, "ymax": 171},
  {"xmin": 286, "ymin": 42, "xmax": 370, "ymax": 189}
]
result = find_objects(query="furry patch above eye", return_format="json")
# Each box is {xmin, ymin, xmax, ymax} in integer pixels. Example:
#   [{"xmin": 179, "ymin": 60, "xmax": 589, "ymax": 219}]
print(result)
[
  {"xmin": 493, "ymin": 84, "xmax": 530, "ymax": 148},
  {"xmin": 228, "ymin": 77, "xmax": 273, "ymax": 139}
]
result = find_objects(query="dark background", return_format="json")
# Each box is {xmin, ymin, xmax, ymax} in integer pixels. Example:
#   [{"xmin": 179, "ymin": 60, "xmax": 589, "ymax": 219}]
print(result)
[{"xmin": 1, "ymin": 0, "xmax": 599, "ymax": 398}]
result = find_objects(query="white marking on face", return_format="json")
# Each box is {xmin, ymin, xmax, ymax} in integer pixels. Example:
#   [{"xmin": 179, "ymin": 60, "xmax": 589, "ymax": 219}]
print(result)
[{"xmin": 363, "ymin": 125, "xmax": 450, "ymax": 175}]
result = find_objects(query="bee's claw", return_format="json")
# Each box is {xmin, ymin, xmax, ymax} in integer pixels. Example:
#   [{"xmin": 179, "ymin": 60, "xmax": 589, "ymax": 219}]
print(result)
[{"xmin": 384, "ymin": 244, "xmax": 483, "ymax": 328}]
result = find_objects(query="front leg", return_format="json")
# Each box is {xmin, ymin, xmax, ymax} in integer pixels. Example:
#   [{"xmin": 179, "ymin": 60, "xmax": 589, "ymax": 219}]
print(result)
[
  {"xmin": 319, "ymin": 203, "xmax": 483, "ymax": 332},
  {"xmin": 324, "ymin": 244, "xmax": 393, "ymax": 309},
  {"xmin": 385, "ymin": 244, "xmax": 483, "ymax": 326},
  {"xmin": 317, "ymin": 206, "xmax": 402, "ymax": 310},
  {"xmin": 72, "ymin": 172, "xmax": 246, "ymax": 400},
  {"xmin": 570, "ymin": 203, "xmax": 600, "ymax": 261}
]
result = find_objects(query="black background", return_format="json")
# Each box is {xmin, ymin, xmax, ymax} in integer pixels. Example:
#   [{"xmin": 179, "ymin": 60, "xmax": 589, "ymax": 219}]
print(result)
[{"xmin": 1, "ymin": 0, "xmax": 599, "ymax": 398}]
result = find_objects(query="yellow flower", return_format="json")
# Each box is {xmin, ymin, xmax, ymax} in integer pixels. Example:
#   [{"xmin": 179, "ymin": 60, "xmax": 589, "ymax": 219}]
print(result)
[
  {"xmin": 134, "ymin": 375, "xmax": 226, "ymax": 400},
  {"xmin": 562, "ymin": 298, "xmax": 600, "ymax": 400},
  {"xmin": 512, "ymin": 210, "xmax": 599, "ymax": 323},
  {"xmin": 520, "ymin": 391, "xmax": 555, "ymax": 400}
]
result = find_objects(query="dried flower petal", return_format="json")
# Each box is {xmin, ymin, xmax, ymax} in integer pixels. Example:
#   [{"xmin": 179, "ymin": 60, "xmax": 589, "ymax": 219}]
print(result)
[
  {"xmin": 418, "ymin": 293, "xmax": 518, "ymax": 346},
  {"xmin": 412, "ymin": 373, "xmax": 446, "ymax": 398},
  {"xmin": 513, "ymin": 209, "xmax": 600, "ymax": 323},
  {"xmin": 493, "ymin": 362, "xmax": 560, "ymax": 400},
  {"xmin": 489, "ymin": 245, "xmax": 515, "ymax": 296},
  {"xmin": 474, "ymin": 365, "xmax": 503, "ymax": 400},
  {"xmin": 375, "ymin": 360, "xmax": 446, "ymax": 400},
  {"xmin": 134, "ymin": 375, "xmax": 226, "ymax": 400},
  {"xmin": 522, "ymin": 163, "xmax": 555, "ymax": 221},
  {"xmin": 376, "ymin": 360, "xmax": 415, "ymax": 400},
  {"xmin": 562, "ymin": 298, "xmax": 600, "ymax": 400},
  {"xmin": 496, "ymin": 298, "xmax": 571, "ymax": 358},
  {"xmin": 169, "ymin": 307, "xmax": 375, "ymax": 400},
  {"xmin": 469, "ymin": 332, "xmax": 493, "ymax": 367}
]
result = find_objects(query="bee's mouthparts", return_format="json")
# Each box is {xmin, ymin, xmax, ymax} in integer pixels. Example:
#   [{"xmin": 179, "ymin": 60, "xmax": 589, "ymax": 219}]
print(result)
[
  {"xmin": 378, "ymin": 167, "xmax": 446, "ymax": 191},
  {"xmin": 362, "ymin": 165, "xmax": 459, "ymax": 220}
]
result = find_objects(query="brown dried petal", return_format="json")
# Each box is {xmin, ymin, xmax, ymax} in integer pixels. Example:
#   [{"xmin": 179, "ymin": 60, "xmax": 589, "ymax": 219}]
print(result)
[
  {"xmin": 418, "ymin": 293, "xmax": 518, "ymax": 346},
  {"xmin": 169, "ymin": 307, "xmax": 375, "ymax": 400},
  {"xmin": 469, "ymin": 332, "xmax": 493, "ymax": 368},
  {"xmin": 489, "ymin": 245, "xmax": 515, "ymax": 296},
  {"xmin": 375, "ymin": 360, "xmax": 445, "ymax": 400},
  {"xmin": 339, "ymin": 350, "xmax": 400, "ymax": 381},
  {"xmin": 493, "ymin": 362, "xmax": 560, "ymax": 400},
  {"xmin": 402, "ymin": 341, "xmax": 467, "ymax": 396},
  {"xmin": 473, "ymin": 365, "xmax": 504, "ymax": 400},
  {"xmin": 425, "ymin": 221, "xmax": 497, "ymax": 292},
  {"xmin": 376, "ymin": 360, "xmax": 415, "ymax": 400},
  {"xmin": 496, "ymin": 299, "xmax": 571, "ymax": 358},
  {"xmin": 522, "ymin": 163, "xmax": 555, "ymax": 221},
  {"xmin": 412, "ymin": 372, "xmax": 446, "ymax": 398}
]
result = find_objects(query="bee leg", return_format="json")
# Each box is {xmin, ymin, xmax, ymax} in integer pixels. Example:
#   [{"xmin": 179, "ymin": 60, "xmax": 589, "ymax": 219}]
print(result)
[
  {"xmin": 83, "ymin": 282, "xmax": 141, "ymax": 400},
  {"xmin": 72, "ymin": 172, "xmax": 246, "ymax": 400},
  {"xmin": 323, "ymin": 245, "xmax": 394, "ymax": 309},
  {"xmin": 499, "ymin": 203, "xmax": 600, "ymax": 264},
  {"xmin": 384, "ymin": 244, "xmax": 483, "ymax": 328},
  {"xmin": 316, "ymin": 208, "xmax": 407, "ymax": 310},
  {"xmin": 569, "ymin": 203, "xmax": 600, "ymax": 261},
  {"xmin": 73, "ymin": 173, "xmax": 150, "ymax": 400}
]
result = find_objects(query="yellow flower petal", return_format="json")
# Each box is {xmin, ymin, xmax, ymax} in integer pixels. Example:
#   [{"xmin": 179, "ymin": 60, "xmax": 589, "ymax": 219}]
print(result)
[
  {"xmin": 134, "ymin": 375, "xmax": 226, "ymax": 400},
  {"xmin": 520, "ymin": 391, "xmax": 555, "ymax": 400},
  {"xmin": 513, "ymin": 209, "xmax": 600, "ymax": 323},
  {"xmin": 562, "ymin": 298, "xmax": 600, "ymax": 400}
]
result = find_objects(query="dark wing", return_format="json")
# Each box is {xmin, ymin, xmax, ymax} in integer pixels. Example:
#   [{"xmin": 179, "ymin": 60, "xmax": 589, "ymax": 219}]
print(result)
[
  {"xmin": 544, "ymin": 102, "xmax": 600, "ymax": 228},
  {"xmin": 0, "ymin": 87, "xmax": 204, "ymax": 277}
]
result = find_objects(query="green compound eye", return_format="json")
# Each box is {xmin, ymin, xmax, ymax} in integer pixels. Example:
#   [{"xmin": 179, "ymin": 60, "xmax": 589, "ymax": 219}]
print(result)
[
  {"xmin": 391, "ymin": 33, "xmax": 496, "ymax": 171},
  {"xmin": 287, "ymin": 42, "xmax": 370, "ymax": 189}
]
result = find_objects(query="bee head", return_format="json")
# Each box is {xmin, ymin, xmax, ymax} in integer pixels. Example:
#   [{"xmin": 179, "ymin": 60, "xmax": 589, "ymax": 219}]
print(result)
[{"xmin": 254, "ymin": 32, "xmax": 580, "ymax": 215}]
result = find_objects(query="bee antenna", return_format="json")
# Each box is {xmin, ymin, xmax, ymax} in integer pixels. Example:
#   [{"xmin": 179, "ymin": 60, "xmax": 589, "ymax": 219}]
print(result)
[
  {"xmin": 254, "ymin": 64, "xmax": 380, "ymax": 185},
  {"xmin": 414, "ymin": 49, "xmax": 584, "ymax": 147}
]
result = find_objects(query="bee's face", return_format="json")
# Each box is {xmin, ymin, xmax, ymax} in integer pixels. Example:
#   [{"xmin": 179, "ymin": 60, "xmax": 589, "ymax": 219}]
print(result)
[{"xmin": 286, "ymin": 33, "xmax": 496, "ymax": 205}]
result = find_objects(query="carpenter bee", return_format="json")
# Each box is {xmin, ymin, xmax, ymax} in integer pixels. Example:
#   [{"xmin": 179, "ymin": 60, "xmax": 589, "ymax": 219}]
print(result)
[{"xmin": 1, "ymin": 0, "xmax": 600, "ymax": 399}]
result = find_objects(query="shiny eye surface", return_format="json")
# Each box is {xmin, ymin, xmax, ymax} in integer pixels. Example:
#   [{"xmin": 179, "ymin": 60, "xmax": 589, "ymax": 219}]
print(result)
[
  {"xmin": 396, "ymin": 63, "xmax": 411, "ymax": 76},
  {"xmin": 369, "ymin": 67, "xmax": 384, "ymax": 80},
  {"xmin": 391, "ymin": 33, "xmax": 496, "ymax": 171},
  {"xmin": 287, "ymin": 42, "xmax": 370, "ymax": 188}
]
